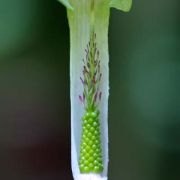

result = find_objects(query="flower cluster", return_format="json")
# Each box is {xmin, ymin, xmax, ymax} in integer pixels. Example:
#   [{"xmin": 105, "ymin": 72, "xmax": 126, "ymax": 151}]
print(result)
[
  {"xmin": 79, "ymin": 33, "xmax": 103, "ymax": 173},
  {"xmin": 79, "ymin": 33, "xmax": 102, "ymax": 111},
  {"xmin": 79, "ymin": 110, "xmax": 103, "ymax": 173}
]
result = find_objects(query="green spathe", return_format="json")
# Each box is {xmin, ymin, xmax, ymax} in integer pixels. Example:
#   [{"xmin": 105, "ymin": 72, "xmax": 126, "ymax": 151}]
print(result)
[
  {"xmin": 57, "ymin": 0, "xmax": 73, "ymax": 10},
  {"xmin": 58, "ymin": 0, "xmax": 132, "ymax": 12},
  {"xmin": 57, "ymin": 0, "xmax": 132, "ymax": 179},
  {"xmin": 109, "ymin": 0, "xmax": 132, "ymax": 12}
]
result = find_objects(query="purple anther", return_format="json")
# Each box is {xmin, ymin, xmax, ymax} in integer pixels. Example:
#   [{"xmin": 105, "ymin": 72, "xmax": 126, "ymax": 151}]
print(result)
[
  {"xmin": 80, "ymin": 77, "xmax": 84, "ymax": 84},
  {"xmin": 94, "ymin": 92, "xmax": 98, "ymax": 102},
  {"xmin": 79, "ymin": 95, "xmax": 83, "ymax": 103},
  {"xmin": 99, "ymin": 73, "xmax": 102, "ymax": 81},
  {"xmin": 99, "ymin": 91, "xmax": 102, "ymax": 101}
]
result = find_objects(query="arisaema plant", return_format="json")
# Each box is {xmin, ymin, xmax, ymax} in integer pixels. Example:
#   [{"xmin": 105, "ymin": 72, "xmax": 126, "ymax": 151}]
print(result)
[{"xmin": 57, "ymin": 0, "xmax": 132, "ymax": 179}]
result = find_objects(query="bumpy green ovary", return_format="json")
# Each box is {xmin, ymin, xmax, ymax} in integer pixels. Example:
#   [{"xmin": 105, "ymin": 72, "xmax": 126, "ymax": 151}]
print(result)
[{"xmin": 79, "ymin": 110, "xmax": 103, "ymax": 173}]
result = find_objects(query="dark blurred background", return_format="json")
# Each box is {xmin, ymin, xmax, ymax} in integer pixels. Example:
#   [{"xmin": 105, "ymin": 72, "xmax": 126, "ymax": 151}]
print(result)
[{"xmin": 0, "ymin": 0, "xmax": 179, "ymax": 180}]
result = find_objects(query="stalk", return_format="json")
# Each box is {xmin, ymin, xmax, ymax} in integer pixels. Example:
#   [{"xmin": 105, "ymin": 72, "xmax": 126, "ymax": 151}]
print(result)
[{"xmin": 57, "ymin": 0, "xmax": 132, "ymax": 179}]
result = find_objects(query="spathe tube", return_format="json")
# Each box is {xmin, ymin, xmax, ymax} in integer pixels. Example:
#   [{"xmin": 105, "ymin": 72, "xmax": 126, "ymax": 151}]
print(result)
[{"xmin": 57, "ymin": 0, "xmax": 132, "ymax": 180}]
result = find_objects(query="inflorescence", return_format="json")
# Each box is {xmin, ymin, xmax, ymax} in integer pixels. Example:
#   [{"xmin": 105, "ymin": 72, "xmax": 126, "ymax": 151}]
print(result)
[{"xmin": 78, "ymin": 33, "xmax": 103, "ymax": 174}]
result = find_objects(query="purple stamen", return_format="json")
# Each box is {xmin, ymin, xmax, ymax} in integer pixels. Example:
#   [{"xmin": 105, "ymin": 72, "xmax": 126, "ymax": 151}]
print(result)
[
  {"xmin": 99, "ymin": 73, "xmax": 102, "ymax": 81},
  {"xmin": 79, "ymin": 95, "xmax": 83, "ymax": 103},
  {"xmin": 79, "ymin": 34, "xmax": 102, "ymax": 107},
  {"xmin": 85, "ymin": 48, "xmax": 88, "ymax": 54},
  {"xmin": 93, "ymin": 76, "xmax": 96, "ymax": 84},
  {"xmin": 94, "ymin": 92, "xmax": 98, "ymax": 103},
  {"xmin": 99, "ymin": 91, "xmax": 102, "ymax": 101},
  {"xmin": 80, "ymin": 77, "xmax": 84, "ymax": 84}
]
